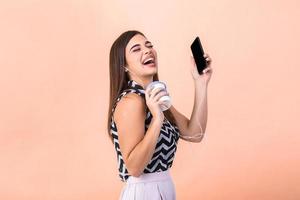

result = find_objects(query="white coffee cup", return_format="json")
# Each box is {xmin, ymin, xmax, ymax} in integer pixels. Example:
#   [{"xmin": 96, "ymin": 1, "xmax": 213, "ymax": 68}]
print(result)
[{"xmin": 146, "ymin": 81, "xmax": 171, "ymax": 111}]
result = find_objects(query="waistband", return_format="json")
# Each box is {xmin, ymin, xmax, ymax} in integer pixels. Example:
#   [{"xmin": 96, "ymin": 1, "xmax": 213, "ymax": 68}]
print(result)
[{"xmin": 126, "ymin": 170, "xmax": 172, "ymax": 184}]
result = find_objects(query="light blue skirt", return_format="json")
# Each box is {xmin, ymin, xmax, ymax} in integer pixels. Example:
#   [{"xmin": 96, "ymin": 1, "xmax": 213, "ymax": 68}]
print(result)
[{"xmin": 119, "ymin": 170, "xmax": 176, "ymax": 200}]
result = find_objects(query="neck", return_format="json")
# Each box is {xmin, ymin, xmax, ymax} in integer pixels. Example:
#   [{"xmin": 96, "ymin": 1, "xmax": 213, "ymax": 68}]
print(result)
[{"xmin": 130, "ymin": 76, "xmax": 153, "ymax": 89}]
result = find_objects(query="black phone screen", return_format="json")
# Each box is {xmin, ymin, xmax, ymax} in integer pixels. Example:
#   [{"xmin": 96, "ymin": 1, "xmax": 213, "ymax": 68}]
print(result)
[{"xmin": 191, "ymin": 36, "xmax": 207, "ymax": 75}]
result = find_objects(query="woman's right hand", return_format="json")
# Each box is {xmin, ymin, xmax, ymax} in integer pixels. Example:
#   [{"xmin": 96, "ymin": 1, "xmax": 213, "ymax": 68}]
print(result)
[{"xmin": 145, "ymin": 86, "xmax": 168, "ymax": 123}]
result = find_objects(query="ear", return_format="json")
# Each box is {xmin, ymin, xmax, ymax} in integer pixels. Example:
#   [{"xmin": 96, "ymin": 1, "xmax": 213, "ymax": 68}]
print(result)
[{"xmin": 122, "ymin": 66, "xmax": 128, "ymax": 72}]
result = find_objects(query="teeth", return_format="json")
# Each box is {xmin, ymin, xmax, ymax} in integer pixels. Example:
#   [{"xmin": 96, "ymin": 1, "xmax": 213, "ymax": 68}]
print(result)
[{"xmin": 143, "ymin": 58, "xmax": 154, "ymax": 64}]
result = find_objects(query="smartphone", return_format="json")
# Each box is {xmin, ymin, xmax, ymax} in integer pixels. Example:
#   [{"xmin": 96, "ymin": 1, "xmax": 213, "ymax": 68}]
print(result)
[{"xmin": 191, "ymin": 36, "xmax": 207, "ymax": 75}]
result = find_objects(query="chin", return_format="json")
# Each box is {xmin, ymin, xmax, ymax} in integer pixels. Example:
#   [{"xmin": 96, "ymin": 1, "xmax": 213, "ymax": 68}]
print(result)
[
  {"xmin": 150, "ymin": 67, "xmax": 158, "ymax": 74},
  {"xmin": 144, "ymin": 71, "xmax": 157, "ymax": 78}
]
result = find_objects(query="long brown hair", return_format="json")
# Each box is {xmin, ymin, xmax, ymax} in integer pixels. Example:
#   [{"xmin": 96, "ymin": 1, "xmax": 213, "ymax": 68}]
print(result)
[{"xmin": 107, "ymin": 30, "xmax": 177, "ymax": 143}]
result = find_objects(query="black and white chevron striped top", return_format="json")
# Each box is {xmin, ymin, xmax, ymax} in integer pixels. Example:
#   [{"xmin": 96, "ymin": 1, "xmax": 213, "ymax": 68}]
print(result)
[{"xmin": 110, "ymin": 80, "xmax": 180, "ymax": 182}]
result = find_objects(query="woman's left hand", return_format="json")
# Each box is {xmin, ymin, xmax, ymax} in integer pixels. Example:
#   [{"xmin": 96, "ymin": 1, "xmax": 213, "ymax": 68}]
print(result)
[{"xmin": 190, "ymin": 53, "xmax": 213, "ymax": 85}]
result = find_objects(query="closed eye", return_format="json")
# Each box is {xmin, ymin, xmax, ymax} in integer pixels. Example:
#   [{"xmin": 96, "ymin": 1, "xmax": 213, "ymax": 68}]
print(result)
[{"xmin": 132, "ymin": 45, "xmax": 153, "ymax": 52}]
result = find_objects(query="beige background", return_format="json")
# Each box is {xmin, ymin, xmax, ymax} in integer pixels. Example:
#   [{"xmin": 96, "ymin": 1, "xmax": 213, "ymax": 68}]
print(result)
[{"xmin": 0, "ymin": 0, "xmax": 299, "ymax": 199}]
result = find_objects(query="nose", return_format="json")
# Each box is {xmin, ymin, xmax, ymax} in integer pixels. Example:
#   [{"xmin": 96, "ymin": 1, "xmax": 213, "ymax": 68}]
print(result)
[
  {"xmin": 144, "ymin": 48, "xmax": 151, "ymax": 55},
  {"xmin": 143, "ymin": 46, "xmax": 152, "ymax": 55}
]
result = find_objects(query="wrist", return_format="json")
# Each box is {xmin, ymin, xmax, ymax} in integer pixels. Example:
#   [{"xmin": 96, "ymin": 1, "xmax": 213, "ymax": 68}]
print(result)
[
  {"xmin": 194, "ymin": 79, "xmax": 208, "ymax": 89},
  {"xmin": 152, "ymin": 116, "xmax": 164, "ymax": 125}
]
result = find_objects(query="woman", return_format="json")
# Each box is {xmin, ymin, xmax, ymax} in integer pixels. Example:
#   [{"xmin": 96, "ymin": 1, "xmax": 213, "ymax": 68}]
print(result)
[{"xmin": 107, "ymin": 30, "xmax": 212, "ymax": 200}]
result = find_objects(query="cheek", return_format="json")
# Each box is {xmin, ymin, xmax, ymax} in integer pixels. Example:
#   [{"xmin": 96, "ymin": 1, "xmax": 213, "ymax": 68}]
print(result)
[
  {"xmin": 153, "ymin": 50, "xmax": 158, "ymax": 58},
  {"xmin": 125, "ymin": 56, "xmax": 133, "ymax": 66},
  {"xmin": 132, "ymin": 55, "xmax": 141, "ymax": 65},
  {"xmin": 126, "ymin": 54, "xmax": 140, "ymax": 65}
]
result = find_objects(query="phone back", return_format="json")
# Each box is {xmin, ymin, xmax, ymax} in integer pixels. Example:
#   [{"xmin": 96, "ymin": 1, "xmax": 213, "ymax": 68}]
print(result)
[{"xmin": 191, "ymin": 36, "xmax": 206, "ymax": 74}]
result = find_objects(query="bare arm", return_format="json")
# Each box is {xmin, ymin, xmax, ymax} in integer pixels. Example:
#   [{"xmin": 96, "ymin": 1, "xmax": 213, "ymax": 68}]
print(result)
[
  {"xmin": 169, "ymin": 81, "xmax": 208, "ymax": 143},
  {"xmin": 114, "ymin": 93, "xmax": 163, "ymax": 177},
  {"xmin": 170, "ymin": 54, "xmax": 212, "ymax": 143},
  {"xmin": 170, "ymin": 82, "xmax": 207, "ymax": 142},
  {"xmin": 186, "ymin": 80, "xmax": 208, "ymax": 140}
]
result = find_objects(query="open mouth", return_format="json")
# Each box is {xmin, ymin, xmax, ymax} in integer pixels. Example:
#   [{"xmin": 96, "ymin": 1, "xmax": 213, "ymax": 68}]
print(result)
[{"xmin": 142, "ymin": 57, "xmax": 155, "ymax": 66}]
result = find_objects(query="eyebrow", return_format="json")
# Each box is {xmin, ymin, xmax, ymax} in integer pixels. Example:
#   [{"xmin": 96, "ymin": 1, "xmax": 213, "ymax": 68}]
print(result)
[{"xmin": 130, "ymin": 41, "xmax": 152, "ymax": 52}]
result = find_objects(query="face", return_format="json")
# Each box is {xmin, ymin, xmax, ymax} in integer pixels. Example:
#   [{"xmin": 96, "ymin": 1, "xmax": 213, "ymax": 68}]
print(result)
[{"xmin": 125, "ymin": 34, "xmax": 158, "ymax": 79}]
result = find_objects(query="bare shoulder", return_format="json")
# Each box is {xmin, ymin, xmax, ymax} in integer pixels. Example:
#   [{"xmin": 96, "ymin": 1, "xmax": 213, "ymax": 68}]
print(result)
[
  {"xmin": 114, "ymin": 92, "xmax": 146, "ymax": 122},
  {"xmin": 113, "ymin": 92, "xmax": 147, "ymax": 162}
]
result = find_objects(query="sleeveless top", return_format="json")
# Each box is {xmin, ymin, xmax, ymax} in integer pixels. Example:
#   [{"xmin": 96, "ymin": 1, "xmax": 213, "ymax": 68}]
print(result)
[{"xmin": 110, "ymin": 80, "xmax": 180, "ymax": 182}]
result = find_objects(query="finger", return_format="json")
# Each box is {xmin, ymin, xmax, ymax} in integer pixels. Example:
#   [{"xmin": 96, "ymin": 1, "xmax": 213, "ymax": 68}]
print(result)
[
  {"xmin": 152, "ymin": 88, "xmax": 166, "ymax": 98},
  {"xmin": 146, "ymin": 86, "xmax": 154, "ymax": 97},
  {"xmin": 145, "ymin": 86, "xmax": 149, "ymax": 94},
  {"xmin": 145, "ymin": 88, "xmax": 150, "ymax": 98},
  {"xmin": 205, "ymin": 56, "xmax": 211, "ymax": 61},
  {"xmin": 153, "ymin": 90, "xmax": 168, "ymax": 102},
  {"xmin": 148, "ymin": 88, "xmax": 161, "ymax": 100},
  {"xmin": 145, "ymin": 89, "xmax": 150, "ymax": 97},
  {"xmin": 203, "ymin": 67, "xmax": 212, "ymax": 73},
  {"xmin": 190, "ymin": 56, "xmax": 196, "ymax": 67},
  {"xmin": 146, "ymin": 87, "xmax": 155, "ymax": 100},
  {"xmin": 206, "ymin": 58, "xmax": 212, "ymax": 65},
  {"xmin": 204, "ymin": 55, "xmax": 211, "ymax": 62}
]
